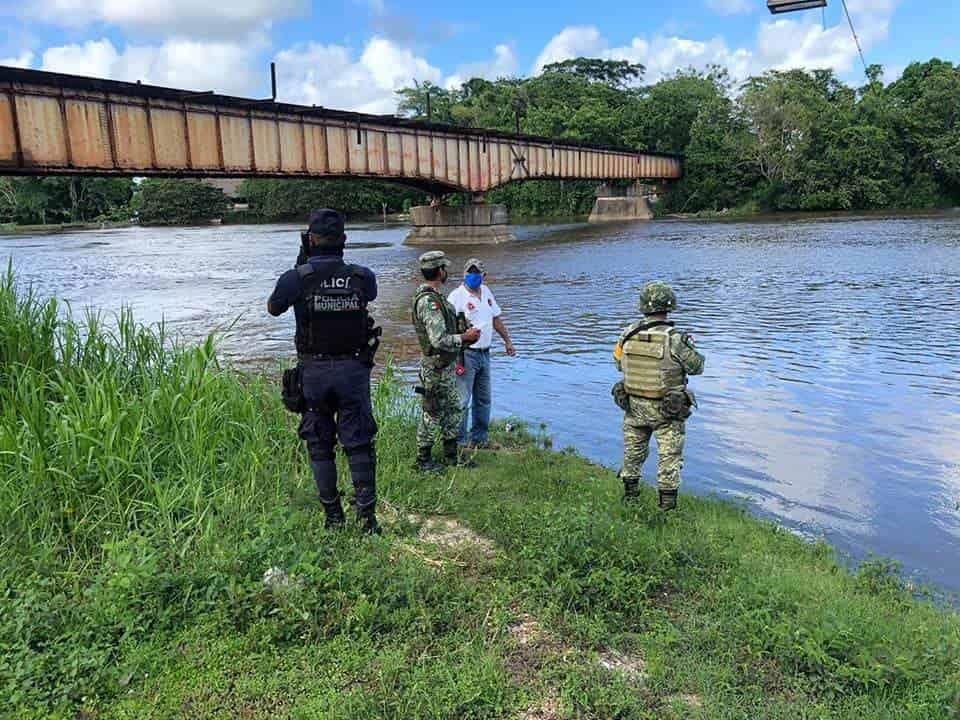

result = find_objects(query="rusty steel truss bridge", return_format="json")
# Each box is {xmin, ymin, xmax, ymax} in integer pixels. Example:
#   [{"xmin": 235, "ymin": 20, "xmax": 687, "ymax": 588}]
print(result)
[{"xmin": 0, "ymin": 67, "xmax": 683, "ymax": 196}]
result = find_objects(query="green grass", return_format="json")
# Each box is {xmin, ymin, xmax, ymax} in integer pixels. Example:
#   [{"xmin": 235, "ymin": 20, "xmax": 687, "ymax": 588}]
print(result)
[{"xmin": 1, "ymin": 267, "xmax": 958, "ymax": 719}]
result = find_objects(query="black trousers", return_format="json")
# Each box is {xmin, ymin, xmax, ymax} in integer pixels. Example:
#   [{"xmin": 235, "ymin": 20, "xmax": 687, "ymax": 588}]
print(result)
[{"xmin": 298, "ymin": 356, "xmax": 378, "ymax": 510}]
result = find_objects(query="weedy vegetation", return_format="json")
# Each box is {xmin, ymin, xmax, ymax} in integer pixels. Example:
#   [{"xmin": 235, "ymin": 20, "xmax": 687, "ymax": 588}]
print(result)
[{"xmin": 1, "ymin": 267, "xmax": 958, "ymax": 719}]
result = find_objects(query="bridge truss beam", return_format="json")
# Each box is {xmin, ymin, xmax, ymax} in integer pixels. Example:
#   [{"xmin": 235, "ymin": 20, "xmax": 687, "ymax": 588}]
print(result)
[{"xmin": 0, "ymin": 67, "xmax": 683, "ymax": 193}]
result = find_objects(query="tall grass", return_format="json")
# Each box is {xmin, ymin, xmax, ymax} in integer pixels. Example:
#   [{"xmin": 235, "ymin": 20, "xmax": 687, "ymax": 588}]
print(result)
[{"xmin": 0, "ymin": 266, "xmax": 293, "ymax": 564}]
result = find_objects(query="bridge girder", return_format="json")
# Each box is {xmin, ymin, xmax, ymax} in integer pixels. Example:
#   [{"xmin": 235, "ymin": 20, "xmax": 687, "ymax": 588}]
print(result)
[{"xmin": 0, "ymin": 66, "xmax": 683, "ymax": 190}]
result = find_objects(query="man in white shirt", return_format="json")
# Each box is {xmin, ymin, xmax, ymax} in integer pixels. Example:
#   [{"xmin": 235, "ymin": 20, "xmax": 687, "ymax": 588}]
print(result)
[{"xmin": 447, "ymin": 258, "xmax": 516, "ymax": 449}]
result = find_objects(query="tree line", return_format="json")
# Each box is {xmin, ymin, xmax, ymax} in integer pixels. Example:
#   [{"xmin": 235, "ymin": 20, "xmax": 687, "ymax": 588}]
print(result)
[
  {"xmin": 0, "ymin": 176, "xmax": 423, "ymax": 227},
  {"xmin": 0, "ymin": 177, "xmax": 227, "ymax": 227},
  {"xmin": 397, "ymin": 57, "xmax": 960, "ymax": 214}
]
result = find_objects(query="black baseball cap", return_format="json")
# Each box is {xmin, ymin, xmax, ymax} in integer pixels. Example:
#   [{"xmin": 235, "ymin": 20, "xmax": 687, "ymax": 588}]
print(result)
[{"xmin": 307, "ymin": 208, "xmax": 345, "ymax": 237}]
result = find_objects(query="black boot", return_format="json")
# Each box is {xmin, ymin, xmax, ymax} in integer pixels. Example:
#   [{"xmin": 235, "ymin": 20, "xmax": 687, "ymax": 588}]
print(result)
[
  {"xmin": 416, "ymin": 445, "xmax": 444, "ymax": 473},
  {"xmin": 356, "ymin": 504, "xmax": 381, "ymax": 535},
  {"xmin": 658, "ymin": 489, "xmax": 678, "ymax": 511},
  {"xmin": 349, "ymin": 446, "xmax": 380, "ymax": 535},
  {"xmin": 312, "ymin": 459, "xmax": 344, "ymax": 529},
  {"xmin": 443, "ymin": 439, "xmax": 476, "ymax": 468},
  {"xmin": 621, "ymin": 476, "xmax": 641, "ymax": 505},
  {"xmin": 320, "ymin": 495, "xmax": 346, "ymax": 530}
]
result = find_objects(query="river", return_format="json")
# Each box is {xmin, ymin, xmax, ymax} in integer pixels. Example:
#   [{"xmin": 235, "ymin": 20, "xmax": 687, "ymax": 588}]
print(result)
[{"xmin": 4, "ymin": 214, "xmax": 959, "ymax": 593}]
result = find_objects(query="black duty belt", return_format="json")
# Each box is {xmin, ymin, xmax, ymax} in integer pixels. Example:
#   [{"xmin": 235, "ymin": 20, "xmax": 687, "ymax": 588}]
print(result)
[
  {"xmin": 465, "ymin": 347, "xmax": 490, "ymax": 353},
  {"xmin": 298, "ymin": 352, "xmax": 359, "ymax": 362}
]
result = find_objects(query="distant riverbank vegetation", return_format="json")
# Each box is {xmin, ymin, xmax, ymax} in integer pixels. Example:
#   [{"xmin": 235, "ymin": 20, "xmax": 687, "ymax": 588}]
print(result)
[
  {"xmin": 0, "ymin": 175, "xmax": 426, "ymax": 228},
  {"xmin": 235, "ymin": 178, "xmax": 428, "ymax": 221},
  {"xmin": 1, "ymin": 57, "xmax": 958, "ymax": 226}
]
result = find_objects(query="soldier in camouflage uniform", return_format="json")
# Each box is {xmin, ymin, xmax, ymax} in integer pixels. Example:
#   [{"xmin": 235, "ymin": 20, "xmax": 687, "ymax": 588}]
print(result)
[
  {"xmin": 612, "ymin": 282, "xmax": 705, "ymax": 510},
  {"xmin": 412, "ymin": 251, "xmax": 481, "ymax": 471}
]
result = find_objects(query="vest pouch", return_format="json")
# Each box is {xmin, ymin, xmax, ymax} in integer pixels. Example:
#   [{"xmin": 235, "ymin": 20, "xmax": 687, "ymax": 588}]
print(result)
[
  {"xmin": 661, "ymin": 389, "xmax": 692, "ymax": 421},
  {"xmin": 281, "ymin": 366, "xmax": 306, "ymax": 413},
  {"xmin": 622, "ymin": 333, "xmax": 669, "ymax": 398}
]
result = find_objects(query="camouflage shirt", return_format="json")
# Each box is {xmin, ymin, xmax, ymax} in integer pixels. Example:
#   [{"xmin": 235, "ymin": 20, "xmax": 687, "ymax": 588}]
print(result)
[
  {"xmin": 413, "ymin": 284, "xmax": 462, "ymax": 360},
  {"xmin": 613, "ymin": 320, "xmax": 705, "ymax": 376}
]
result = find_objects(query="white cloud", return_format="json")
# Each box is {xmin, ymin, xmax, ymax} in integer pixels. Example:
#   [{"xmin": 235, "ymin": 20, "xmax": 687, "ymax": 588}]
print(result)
[
  {"xmin": 275, "ymin": 37, "xmax": 442, "ymax": 114},
  {"xmin": 756, "ymin": 0, "xmax": 897, "ymax": 74},
  {"xmin": 607, "ymin": 35, "xmax": 753, "ymax": 83},
  {"xmin": 532, "ymin": 27, "xmax": 753, "ymax": 84},
  {"xmin": 444, "ymin": 44, "xmax": 517, "ymax": 89},
  {"xmin": 28, "ymin": 0, "xmax": 306, "ymax": 39},
  {"xmin": 534, "ymin": 1, "xmax": 898, "ymax": 86},
  {"xmin": 533, "ymin": 26, "xmax": 606, "ymax": 75},
  {"xmin": 706, "ymin": 0, "xmax": 754, "ymax": 15},
  {"xmin": 40, "ymin": 39, "xmax": 261, "ymax": 96},
  {"xmin": 0, "ymin": 51, "xmax": 34, "ymax": 68}
]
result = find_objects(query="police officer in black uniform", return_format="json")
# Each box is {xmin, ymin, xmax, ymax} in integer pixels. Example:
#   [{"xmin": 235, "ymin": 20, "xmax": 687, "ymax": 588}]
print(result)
[{"xmin": 267, "ymin": 209, "xmax": 381, "ymax": 533}]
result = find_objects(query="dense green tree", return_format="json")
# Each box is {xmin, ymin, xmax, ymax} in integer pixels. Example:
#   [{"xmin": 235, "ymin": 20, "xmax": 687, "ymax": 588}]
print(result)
[
  {"xmin": 134, "ymin": 180, "xmax": 228, "ymax": 225},
  {"xmin": 886, "ymin": 59, "xmax": 960, "ymax": 204},
  {"xmin": 396, "ymin": 80, "xmax": 457, "ymax": 123},
  {"xmin": 631, "ymin": 67, "xmax": 731, "ymax": 154},
  {"xmin": 239, "ymin": 179, "xmax": 427, "ymax": 221},
  {"xmin": 668, "ymin": 96, "xmax": 753, "ymax": 212},
  {"xmin": 541, "ymin": 58, "xmax": 644, "ymax": 88},
  {"xmin": 0, "ymin": 177, "xmax": 133, "ymax": 225},
  {"xmin": 488, "ymin": 180, "xmax": 598, "ymax": 217}
]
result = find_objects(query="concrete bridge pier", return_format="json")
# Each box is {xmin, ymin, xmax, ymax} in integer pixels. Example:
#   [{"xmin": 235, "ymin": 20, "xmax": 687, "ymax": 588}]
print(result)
[
  {"xmin": 405, "ymin": 195, "xmax": 517, "ymax": 245},
  {"xmin": 588, "ymin": 181, "xmax": 655, "ymax": 222}
]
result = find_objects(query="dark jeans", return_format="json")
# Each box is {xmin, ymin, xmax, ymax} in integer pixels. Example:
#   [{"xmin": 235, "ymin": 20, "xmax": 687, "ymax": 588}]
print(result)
[{"xmin": 457, "ymin": 348, "xmax": 492, "ymax": 445}]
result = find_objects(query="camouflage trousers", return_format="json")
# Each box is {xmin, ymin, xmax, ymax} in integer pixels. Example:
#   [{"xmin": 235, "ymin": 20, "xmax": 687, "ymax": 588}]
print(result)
[
  {"xmin": 621, "ymin": 396, "xmax": 686, "ymax": 491},
  {"xmin": 416, "ymin": 358, "xmax": 463, "ymax": 447}
]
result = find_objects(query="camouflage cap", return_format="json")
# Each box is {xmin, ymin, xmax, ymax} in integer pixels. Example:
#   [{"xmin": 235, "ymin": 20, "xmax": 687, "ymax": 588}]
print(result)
[
  {"xmin": 419, "ymin": 250, "xmax": 450, "ymax": 271},
  {"xmin": 639, "ymin": 281, "xmax": 677, "ymax": 314},
  {"xmin": 464, "ymin": 257, "xmax": 485, "ymax": 274}
]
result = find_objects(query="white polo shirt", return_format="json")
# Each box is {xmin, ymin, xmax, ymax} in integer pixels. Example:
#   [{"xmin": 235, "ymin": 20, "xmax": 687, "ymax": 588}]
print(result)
[{"xmin": 447, "ymin": 284, "xmax": 501, "ymax": 350}]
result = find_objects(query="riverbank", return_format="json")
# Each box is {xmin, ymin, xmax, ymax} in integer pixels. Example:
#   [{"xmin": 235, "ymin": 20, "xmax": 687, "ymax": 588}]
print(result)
[
  {"xmin": 658, "ymin": 204, "xmax": 960, "ymax": 222},
  {"xmin": 0, "ymin": 219, "xmax": 137, "ymax": 235},
  {"xmin": 1, "ymin": 272, "xmax": 958, "ymax": 719}
]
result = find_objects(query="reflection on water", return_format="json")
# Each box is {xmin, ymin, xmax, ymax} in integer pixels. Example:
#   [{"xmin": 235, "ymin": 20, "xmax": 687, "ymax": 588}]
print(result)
[{"xmin": 4, "ymin": 214, "xmax": 960, "ymax": 592}]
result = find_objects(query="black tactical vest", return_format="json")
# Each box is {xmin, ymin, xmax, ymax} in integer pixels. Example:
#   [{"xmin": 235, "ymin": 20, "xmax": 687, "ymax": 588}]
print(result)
[{"xmin": 295, "ymin": 261, "xmax": 368, "ymax": 355}]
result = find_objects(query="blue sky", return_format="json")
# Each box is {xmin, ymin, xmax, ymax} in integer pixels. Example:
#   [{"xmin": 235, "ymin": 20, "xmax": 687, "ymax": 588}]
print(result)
[{"xmin": 0, "ymin": 1, "xmax": 956, "ymax": 113}]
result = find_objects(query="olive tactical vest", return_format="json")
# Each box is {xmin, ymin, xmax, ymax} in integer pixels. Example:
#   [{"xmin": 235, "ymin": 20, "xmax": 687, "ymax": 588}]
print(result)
[
  {"xmin": 295, "ymin": 261, "xmax": 368, "ymax": 355},
  {"xmin": 621, "ymin": 324, "xmax": 686, "ymax": 399},
  {"xmin": 412, "ymin": 286, "xmax": 458, "ymax": 363}
]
